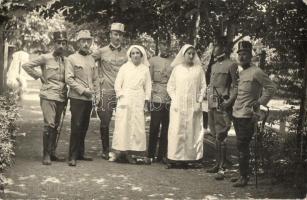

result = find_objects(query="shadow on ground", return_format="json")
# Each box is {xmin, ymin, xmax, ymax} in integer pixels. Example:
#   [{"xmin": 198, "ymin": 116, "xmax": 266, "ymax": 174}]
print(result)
[{"xmin": 2, "ymin": 88, "xmax": 300, "ymax": 199}]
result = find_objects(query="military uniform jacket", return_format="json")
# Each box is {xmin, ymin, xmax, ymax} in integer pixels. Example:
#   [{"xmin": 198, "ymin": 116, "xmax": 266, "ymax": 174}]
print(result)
[
  {"xmin": 22, "ymin": 52, "xmax": 67, "ymax": 102},
  {"xmin": 65, "ymin": 52, "xmax": 98, "ymax": 101},
  {"xmin": 233, "ymin": 65, "xmax": 276, "ymax": 118},
  {"xmin": 92, "ymin": 44, "xmax": 127, "ymax": 94},
  {"xmin": 149, "ymin": 56, "xmax": 173, "ymax": 104},
  {"xmin": 208, "ymin": 58, "xmax": 238, "ymax": 109}
]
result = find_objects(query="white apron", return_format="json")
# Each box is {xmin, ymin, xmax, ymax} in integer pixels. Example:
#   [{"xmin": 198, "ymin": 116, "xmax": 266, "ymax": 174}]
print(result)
[
  {"xmin": 112, "ymin": 62, "xmax": 151, "ymax": 151},
  {"xmin": 167, "ymin": 64, "xmax": 204, "ymax": 161}
]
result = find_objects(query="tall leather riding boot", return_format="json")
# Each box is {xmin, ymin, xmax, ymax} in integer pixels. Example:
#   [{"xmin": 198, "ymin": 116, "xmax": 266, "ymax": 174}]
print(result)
[
  {"xmin": 215, "ymin": 142, "xmax": 227, "ymax": 180},
  {"xmin": 42, "ymin": 133, "xmax": 51, "ymax": 165},
  {"xmin": 49, "ymin": 128, "xmax": 65, "ymax": 162},
  {"xmin": 100, "ymin": 126, "xmax": 109, "ymax": 159},
  {"xmin": 219, "ymin": 142, "xmax": 227, "ymax": 170},
  {"xmin": 207, "ymin": 141, "xmax": 221, "ymax": 173}
]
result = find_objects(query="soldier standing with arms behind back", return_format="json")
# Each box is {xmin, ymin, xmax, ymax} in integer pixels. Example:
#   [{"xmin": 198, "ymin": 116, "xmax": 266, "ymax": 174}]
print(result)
[
  {"xmin": 92, "ymin": 23, "xmax": 127, "ymax": 160},
  {"xmin": 65, "ymin": 30, "xmax": 98, "ymax": 166},
  {"xmin": 231, "ymin": 41, "xmax": 276, "ymax": 187},
  {"xmin": 206, "ymin": 37, "xmax": 238, "ymax": 180},
  {"xmin": 22, "ymin": 31, "xmax": 68, "ymax": 165},
  {"xmin": 147, "ymin": 41, "xmax": 173, "ymax": 163}
]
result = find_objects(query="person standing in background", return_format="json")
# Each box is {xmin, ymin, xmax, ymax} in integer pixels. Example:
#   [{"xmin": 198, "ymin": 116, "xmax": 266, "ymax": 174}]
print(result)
[
  {"xmin": 147, "ymin": 41, "xmax": 174, "ymax": 164},
  {"xmin": 7, "ymin": 41, "xmax": 30, "ymax": 100}
]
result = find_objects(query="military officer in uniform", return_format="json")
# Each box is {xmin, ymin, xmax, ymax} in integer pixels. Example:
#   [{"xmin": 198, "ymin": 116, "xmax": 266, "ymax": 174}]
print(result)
[
  {"xmin": 147, "ymin": 41, "xmax": 174, "ymax": 163},
  {"xmin": 65, "ymin": 30, "xmax": 98, "ymax": 166},
  {"xmin": 92, "ymin": 23, "xmax": 127, "ymax": 160},
  {"xmin": 206, "ymin": 37, "xmax": 238, "ymax": 178},
  {"xmin": 22, "ymin": 31, "xmax": 68, "ymax": 165},
  {"xmin": 232, "ymin": 41, "xmax": 275, "ymax": 187}
]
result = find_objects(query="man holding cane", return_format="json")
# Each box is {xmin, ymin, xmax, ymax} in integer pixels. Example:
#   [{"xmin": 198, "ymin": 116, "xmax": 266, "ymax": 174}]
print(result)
[
  {"xmin": 22, "ymin": 31, "xmax": 68, "ymax": 165},
  {"xmin": 232, "ymin": 41, "xmax": 276, "ymax": 187}
]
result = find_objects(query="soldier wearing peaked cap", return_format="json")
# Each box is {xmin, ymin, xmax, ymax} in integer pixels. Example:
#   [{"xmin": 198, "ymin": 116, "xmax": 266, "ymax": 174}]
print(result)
[
  {"xmin": 65, "ymin": 30, "xmax": 99, "ymax": 166},
  {"xmin": 22, "ymin": 31, "xmax": 68, "ymax": 165},
  {"xmin": 92, "ymin": 22, "xmax": 128, "ymax": 160},
  {"xmin": 231, "ymin": 41, "xmax": 276, "ymax": 187}
]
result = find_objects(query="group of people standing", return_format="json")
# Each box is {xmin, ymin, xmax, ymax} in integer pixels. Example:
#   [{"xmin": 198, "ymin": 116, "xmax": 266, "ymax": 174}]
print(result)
[{"xmin": 21, "ymin": 22, "xmax": 276, "ymax": 188}]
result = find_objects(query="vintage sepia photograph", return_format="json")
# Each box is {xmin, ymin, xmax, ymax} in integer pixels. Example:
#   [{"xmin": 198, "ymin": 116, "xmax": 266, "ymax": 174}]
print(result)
[{"xmin": 0, "ymin": 0, "xmax": 306, "ymax": 199}]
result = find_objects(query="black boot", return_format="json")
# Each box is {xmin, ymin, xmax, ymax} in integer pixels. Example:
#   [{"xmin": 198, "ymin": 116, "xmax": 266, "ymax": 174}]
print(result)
[
  {"xmin": 49, "ymin": 128, "xmax": 65, "ymax": 162},
  {"xmin": 207, "ymin": 141, "xmax": 221, "ymax": 173},
  {"xmin": 126, "ymin": 153, "xmax": 137, "ymax": 164},
  {"xmin": 42, "ymin": 133, "xmax": 51, "ymax": 165},
  {"xmin": 215, "ymin": 142, "xmax": 227, "ymax": 180},
  {"xmin": 233, "ymin": 176, "xmax": 249, "ymax": 187},
  {"xmin": 220, "ymin": 142, "xmax": 227, "ymax": 169}
]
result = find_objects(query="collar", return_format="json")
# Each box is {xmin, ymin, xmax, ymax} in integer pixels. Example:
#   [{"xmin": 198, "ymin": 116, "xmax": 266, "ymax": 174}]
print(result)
[
  {"xmin": 242, "ymin": 64, "xmax": 252, "ymax": 70},
  {"xmin": 78, "ymin": 49, "xmax": 91, "ymax": 56},
  {"xmin": 52, "ymin": 51, "xmax": 64, "ymax": 61},
  {"xmin": 109, "ymin": 43, "xmax": 121, "ymax": 51},
  {"xmin": 215, "ymin": 53, "xmax": 226, "ymax": 62},
  {"xmin": 160, "ymin": 53, "xmax": 170, "ymax": 58}
]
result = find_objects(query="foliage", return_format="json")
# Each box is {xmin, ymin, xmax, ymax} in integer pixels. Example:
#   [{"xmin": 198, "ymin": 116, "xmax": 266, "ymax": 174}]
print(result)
[
  {"xmin": 4, "ymin": 10, "xmax": 71, "ymax": 53},
  {"xmin": 249, "ymin": 111, "xmax": 307, "ymax": 196},
  {"xmin": 0, "ymin": 90, "xmax": 19, "ymax": 189}
]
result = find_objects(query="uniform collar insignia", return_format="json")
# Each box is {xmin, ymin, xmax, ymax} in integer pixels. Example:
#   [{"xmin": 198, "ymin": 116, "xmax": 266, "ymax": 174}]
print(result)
[
  {"xmin": 109, "ymin": 44, "xmax": 121, "ymax": 51},
  {"xmin": 215, "ymin": 53, "xmax": 226, "ymax": 62}
]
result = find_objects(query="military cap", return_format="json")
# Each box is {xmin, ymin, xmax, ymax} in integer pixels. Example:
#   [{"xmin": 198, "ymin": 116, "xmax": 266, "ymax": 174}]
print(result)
[
  {"xmin": 237, "ymin": 41, "xmax": 252, "ymax": 53},
  {"xmin": 53, "ymin": 31, "xmax": 67, "ymax": 41},
  {"xmin": 111, "ymin": 23, "xmax": 125, "ymax": 33},
  {"xmin": 76, "ymin": 30, "xmax": 93, "ymax": 41}
]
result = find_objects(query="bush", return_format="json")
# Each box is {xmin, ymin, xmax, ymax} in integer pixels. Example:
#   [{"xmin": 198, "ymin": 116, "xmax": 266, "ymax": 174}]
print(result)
[
  {"xmin": 251, "ymin": 111, "xmax": 307, "ymax": 197},
  {"xmin": 0, "ymin": 90, "xmax": 19, "ymax": 190}
]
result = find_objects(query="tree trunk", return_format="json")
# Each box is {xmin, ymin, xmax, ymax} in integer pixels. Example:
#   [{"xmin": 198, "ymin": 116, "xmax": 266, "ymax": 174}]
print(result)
[
  {"xmin": 193, "ymin": 0, "xmax": 201, "ymax": 47},
  {"xmin": 297, "ymin": 47, "xmax": 307, "ymax": 160},
  {"xmin": 0, "ymin": 24, "xmax": 5, "ymax": 95},
  {"xmin": 154, "ymin": 35, "xmax": 159, "ymax": 56}
]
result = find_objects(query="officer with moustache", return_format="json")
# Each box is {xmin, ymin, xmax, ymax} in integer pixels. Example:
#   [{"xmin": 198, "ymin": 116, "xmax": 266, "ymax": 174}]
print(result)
[
  {"xmin": 22, "ymin": 31, "xmax": 68, "ymax": 165},
  {"xmin": 232, "ymin": 41, "xmax": 275, "ymax": 187},
  {"xmin": 92, "ymin": 23, "xmax": 127, "ymax": 160}
]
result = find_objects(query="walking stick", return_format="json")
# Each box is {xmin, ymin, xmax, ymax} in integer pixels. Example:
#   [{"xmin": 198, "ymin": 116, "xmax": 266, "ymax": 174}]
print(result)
[
  {"xmin": 254, "ymin": 116, "xmax": 259, "ymax": 188},
  {"xmin": 253, "ymin": 105, "xmax": 270, "ymax": 188},
  {"xmin": 91, "ymin": 93, "xmax": 98, "ymax": 118},
  {"xmin": 56, "ymin": 99, "xmax": 68, "ymax": 149}
]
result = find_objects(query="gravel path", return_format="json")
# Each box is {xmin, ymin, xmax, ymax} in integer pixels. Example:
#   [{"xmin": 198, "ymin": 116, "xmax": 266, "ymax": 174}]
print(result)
[{"xmin": 2, "ymin": 88, "xmax": 299, "ymax": 199}]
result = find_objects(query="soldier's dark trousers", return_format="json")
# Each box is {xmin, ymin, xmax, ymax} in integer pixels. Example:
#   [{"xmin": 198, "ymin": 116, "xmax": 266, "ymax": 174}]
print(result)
[
  {"xmin": 97, "ymin": 93, "xmax": 116, "ymax": 156},
  {"xmin": 203, "ymin": 111, "xmax": 208, "ymax": 129},
  {"xmin": 233, "ymin": 117, "xmax": 254, "ymax": 178},
  {"xmin": 69, "ymin": 98, "xmax": 92, "ymax": 161},
  {"xmin": 148, "ymin": 102, "xmax": 170, "ymax": 160},
  {"xmin": 40, "ymin": 98, "xmax": 65, "ymax": 158}
]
